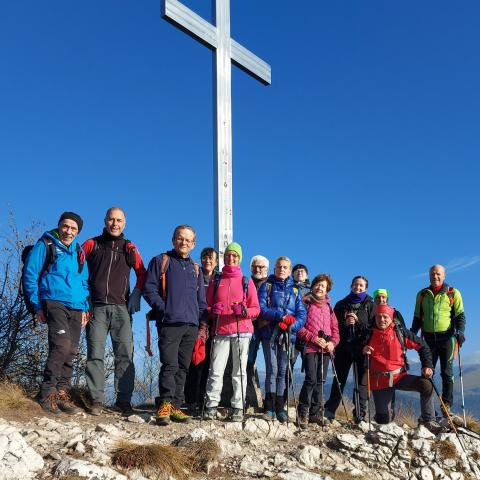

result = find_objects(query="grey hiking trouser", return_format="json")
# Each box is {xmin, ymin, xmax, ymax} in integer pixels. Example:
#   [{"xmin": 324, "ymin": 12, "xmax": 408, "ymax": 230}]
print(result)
[
  {"xmin": 86, "ymin": 304, "xmax": 134, "ymax": 404},
  {"xmin": 372, "ymin": 374, "xmax": 435, "ymax": 424}
]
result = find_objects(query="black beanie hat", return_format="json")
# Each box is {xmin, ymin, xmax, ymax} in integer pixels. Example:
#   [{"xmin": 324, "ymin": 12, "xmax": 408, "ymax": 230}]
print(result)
[
  {"xmin": 58, "ymin": 211, "xmax": 83, "ymax": 233},
  {"xmin": 292, "ymin": 263, "xmax": 308, "ymax": 275}
]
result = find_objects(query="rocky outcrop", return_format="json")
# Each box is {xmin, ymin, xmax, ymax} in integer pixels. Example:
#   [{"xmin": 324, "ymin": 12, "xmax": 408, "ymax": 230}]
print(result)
[{"xmin": 1, "ymin": 408, "xmax": 480, "ymax": 479}]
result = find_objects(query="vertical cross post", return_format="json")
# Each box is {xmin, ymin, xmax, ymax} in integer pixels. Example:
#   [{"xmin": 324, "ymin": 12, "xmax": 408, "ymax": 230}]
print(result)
[{"xmin": 161, "ymin": 0, "xmax": 271, "ymax": 261}]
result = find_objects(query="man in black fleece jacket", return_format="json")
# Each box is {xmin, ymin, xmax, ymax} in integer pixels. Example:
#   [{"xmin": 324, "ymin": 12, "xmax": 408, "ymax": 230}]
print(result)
[{"xmin": 143, "ymin": 225, "xmax": 207, "ymax": 425}]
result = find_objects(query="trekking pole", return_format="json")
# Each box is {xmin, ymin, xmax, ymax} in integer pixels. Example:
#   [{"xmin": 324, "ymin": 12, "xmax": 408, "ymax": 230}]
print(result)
[
  {"xmin": 201, "ymin": 315, "xmax": 218, "ymax": 424},
  {"xmin": 235, "ymin": 311, "xmax": 246, "ymax": 423},
  {"xmin": 285, "ymin": 330, "xmax": 290, "ymax": 427},
  {"xmin": 352, "ymin": 358, "xmax": 361, "ymax": 423},
  {"xmin": 430, "ymin": 378, "xmax": 469, "ymax": 456},
  {"xmin": 286, "ymin": 339, "xmax": 300, "ymax": 428},
  {"xmin": 457, "ymin": 342, "xmax": 467, "ymax": 428},
  {"xmin": 320, "ymin": 349, "xmax": 325, "ymax": 429},
  {"xmin": 329, "ymin": 352, "xmax": 350, "ymax": 422},
  {"xmin": 366, "ymin": 354, "xmax": 371, "ymax": 431}
]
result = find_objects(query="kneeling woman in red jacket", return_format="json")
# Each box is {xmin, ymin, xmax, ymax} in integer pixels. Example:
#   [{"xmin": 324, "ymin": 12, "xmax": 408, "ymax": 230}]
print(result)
[
  {"xmin": 296, "ymin": 274, "xmax": 339, "ymax": 428},
  {"xmin": 363, "ymin": 304, "xmax": 441, "ymax": 432},
  {"xmin": 203, "ymin": 242, "xmax": 260, "ymax": 422}
]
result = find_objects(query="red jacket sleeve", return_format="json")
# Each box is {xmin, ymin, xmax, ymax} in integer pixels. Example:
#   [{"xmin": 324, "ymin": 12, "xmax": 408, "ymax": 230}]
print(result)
[
  {"xmin": 297, "ymin": 326, "xmax": 316, "ymax": 345},
  {"xmin": 82, "ymin": 239, "xmax": 95, "ymax": 260},
  {"xmin": 131, "ymin": 244, "xmax": 147, "ymax": 290}
]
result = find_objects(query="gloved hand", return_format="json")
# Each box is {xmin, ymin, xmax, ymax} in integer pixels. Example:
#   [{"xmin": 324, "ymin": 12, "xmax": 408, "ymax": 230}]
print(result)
[
  {"xmin": 283, "ymin": 315, "xmax": 296, "ymax": 326},
  {"xmin": 231, "ymin": 303, "xmax": 243, "ymax": 316},
  {"xmin": 127, "ymin": 287, "xmax": 142, "ymax": 314},
  {"xmin": 212, "ymin": 303, "xmax": 224, "ymax": 315},
  {"xmin": 191, "ymin": 338, "xmax": 206, "ymax": 365},
  {"xmin": 455, "ymin": 331, "xmax": 465, "ymax": 347},
  {"xmin": 278, "ymin": 321, "xmax": 288, "ymax": 331}
]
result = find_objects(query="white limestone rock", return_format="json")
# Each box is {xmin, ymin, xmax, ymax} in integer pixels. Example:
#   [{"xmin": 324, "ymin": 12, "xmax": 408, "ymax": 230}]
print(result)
[
  {"xmin": 295, "ymin": 444, "xmax": 321, "ymax": 468},
  {"xmin": 54, "ymin": 458, "xmax": 128, "ymax": 479},
  {"xmin": 335, "ymin": 433, "xmax": 365, "ymax": 451}
]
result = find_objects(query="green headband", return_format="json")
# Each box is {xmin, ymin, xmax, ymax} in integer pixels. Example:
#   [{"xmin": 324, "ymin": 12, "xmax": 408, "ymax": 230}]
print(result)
[{"xmin": 373, "ymin": 288, "xmax": 389, "ymax": 299}]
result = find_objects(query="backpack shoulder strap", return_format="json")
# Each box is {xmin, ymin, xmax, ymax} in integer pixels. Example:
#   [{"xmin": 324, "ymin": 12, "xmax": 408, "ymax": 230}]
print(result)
[
  {"xmin": 124, "ymin": 239, "xmax": 137, "ymax": 268},
  {"xmin": 418, "ymin": 288, "xmax": 429, "ymax": 319},
  {"xmin": 266, "ymin": 281, "xmax": 272, "ymax": 307},
  {"xmin": 160, "ymin": 253, "xmax": 170, "ymax": 302},
  {"xmin": 192, "ymin": 260, "xmax": 199, "ymax": 277},
  {"xmin": 40, "ymin": 236, "xmax": 56, "ymax": 276},
  {"xmin": 447, "ymin": 286, "xmax": 455, "ymax": 306},
  {"xmin": 394, "ymin": 320, "xmax": 409, "ymax": 369},
  {"xmin": 75, "ymin": 243, "xmax": 85, "ymax": 274}
]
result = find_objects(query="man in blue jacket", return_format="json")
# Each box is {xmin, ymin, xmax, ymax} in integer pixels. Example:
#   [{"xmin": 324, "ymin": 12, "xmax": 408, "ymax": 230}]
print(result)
[
  {"xmin": 143, "ymin": 225, "xmax": 207, "ymax": 426},
  {"xmin": 23, "ymin": 212, "xmax": 90, "ymax": 414},
  {"xmin": 257, "ymin": 256, "xmax": 306, "ymax": 422}
]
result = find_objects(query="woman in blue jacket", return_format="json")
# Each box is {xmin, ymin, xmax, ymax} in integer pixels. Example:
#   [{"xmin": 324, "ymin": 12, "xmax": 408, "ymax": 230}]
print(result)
[{"xmin": 257, "ymin": 256, "xmax": 306, "ymax": 422}]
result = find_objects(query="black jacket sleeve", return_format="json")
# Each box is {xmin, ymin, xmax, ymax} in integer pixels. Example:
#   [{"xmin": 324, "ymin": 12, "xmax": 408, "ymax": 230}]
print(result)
[{"xmin": 403, "ymin": 328, "xmax": 433, "ymax": 369}]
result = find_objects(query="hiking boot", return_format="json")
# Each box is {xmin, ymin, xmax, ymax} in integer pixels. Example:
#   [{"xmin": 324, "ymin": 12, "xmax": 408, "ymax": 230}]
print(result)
[
  {"xmin": 155, "ymin": 401, "xmax": 172, "ymax": 425},
  {"xmin": 89, "ymin": 402, "xmax": 103, "ymax": 416},
  {"xmin": 298, "ymin": 413, "xmax": 309, "ymax": 429},
  {"xmin": 324, "ymin": 409, "xmax": 335, "ymax": 421},
  {"xmin": 170, "ymin": 405, "xmax": 191, "ymax": 423},
  {"xmin": 422, "ymin": 420, "xmax": 448, "ymax": 435},
  {"xmin": 39, "ymin": 393, "xmax": 61, "ymax": 415},
  {"xmin": 309, "ymin": 414, "xmax": 329, "ymax": 426},
  {"xmin": 113, "ymin": 401, "xmax": 134, "ymax": 416},
  {"xmin": 230, "ymin": 408, "xmax": 243, "ymax": 422},
  {"xmin": 262, "ymin": 410, "xmax": 275, "ymax": 421},
  {"xmin": 276, "ymin": 410, "xmax": 288, "ymax": 423},
  {"xmin": 56, "ymin": 390, "xmax": 82, "ymax": 415},
  {"xmin": 203, "ymin": 407, "xmax": 217, "ymax": 420}
]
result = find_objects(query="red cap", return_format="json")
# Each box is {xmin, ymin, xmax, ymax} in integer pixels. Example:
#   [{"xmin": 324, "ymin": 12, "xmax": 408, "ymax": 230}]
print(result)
[{"xmin": 375, "ymin": 304, "xmax": 395, "ymax": 319}]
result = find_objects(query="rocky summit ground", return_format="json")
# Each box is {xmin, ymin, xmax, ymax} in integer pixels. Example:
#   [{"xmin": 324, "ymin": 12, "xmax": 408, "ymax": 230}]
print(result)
[{"xmin": 1, "ymin": 402, "xmax": 480, "ymax": 480}]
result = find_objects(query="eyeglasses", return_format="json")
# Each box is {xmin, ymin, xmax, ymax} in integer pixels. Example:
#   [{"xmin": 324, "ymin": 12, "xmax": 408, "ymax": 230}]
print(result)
[
  {"xmin": 252, "ymin": 265, "xmax": 267, "ymax": 270},
  {"xmin": 175, "ymin": 237, "xmax": 194, "ymax": 245}
]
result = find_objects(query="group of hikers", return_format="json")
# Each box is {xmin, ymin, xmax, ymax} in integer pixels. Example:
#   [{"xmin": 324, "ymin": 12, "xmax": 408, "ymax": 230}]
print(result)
[{"xmin": 22, "ymin": 209, "xmax": 466, "ymax": 434}]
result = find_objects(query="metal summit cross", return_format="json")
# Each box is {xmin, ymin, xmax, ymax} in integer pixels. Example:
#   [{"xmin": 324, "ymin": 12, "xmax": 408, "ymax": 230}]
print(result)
[{"xmin": 162, "ymin": 0, "xmax": 271, "ymax": 257}]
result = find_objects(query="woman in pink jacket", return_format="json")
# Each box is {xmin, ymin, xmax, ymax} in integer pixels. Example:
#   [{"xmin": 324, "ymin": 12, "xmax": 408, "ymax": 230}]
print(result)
[
  {"xmin": 203, "ymin": 242, "xmax": 260, "ymax": 422},
  {"xmin": 296, "ymin": 274, "xmax": 339, "ymax": 428}
]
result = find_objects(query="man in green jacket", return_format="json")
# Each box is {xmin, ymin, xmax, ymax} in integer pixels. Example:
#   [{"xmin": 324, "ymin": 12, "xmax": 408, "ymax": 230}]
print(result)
[{"xmin": 411, "ymin": 265, "xmax": 466, "ymax": 415}]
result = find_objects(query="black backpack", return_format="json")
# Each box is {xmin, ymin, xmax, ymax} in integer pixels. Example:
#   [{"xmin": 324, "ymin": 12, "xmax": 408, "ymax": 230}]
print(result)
[
  {"xmin": 90, "ymin": 236, "xmax": 137, "ymax": 268},
  {"xmin": 20, "ymin": 235, "xmax": 84, "ymax": 316}
]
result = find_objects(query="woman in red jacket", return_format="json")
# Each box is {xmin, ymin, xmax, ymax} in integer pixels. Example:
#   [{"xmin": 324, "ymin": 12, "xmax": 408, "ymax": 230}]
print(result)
[
  {"xmin": 203, "ymin": 242, "xmax": 260, "ymax": 422},
  {"xmin": 296, "ymin": 274, "xmax": 339, "ymax": 428}
]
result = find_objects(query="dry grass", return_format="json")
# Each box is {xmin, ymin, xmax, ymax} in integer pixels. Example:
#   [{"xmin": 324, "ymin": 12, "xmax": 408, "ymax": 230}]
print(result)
[
  {"xmin": 336, "ymin": 397, "xmax": 354, "ymax": 421},
  {"xmin": 433, "ymin": 439, "xmax": 458, "ymax": 460},
  {"xmin": 112, "ymin": 440, "xmax": 189, "ymax": 480},
  {"xmin": 395, "ymin": 404, "xmax": 418, "ymax": 428},
  {"xmin": 464, "ymin": 412, "xmax": 480, "ymax": 434},
  {"xmin": 0, "ymin": 381, "xmax": 30, "ymax": 410},
  {"xmin": 188, "ymin": 438, "xmax": 221, "ymax": 473}
]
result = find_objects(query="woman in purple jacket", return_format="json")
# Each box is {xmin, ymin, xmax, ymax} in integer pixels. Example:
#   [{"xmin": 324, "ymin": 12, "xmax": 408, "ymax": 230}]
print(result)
[{"xmin": 296, "ymin": 274, "xmax": 339, "ymax": 428}]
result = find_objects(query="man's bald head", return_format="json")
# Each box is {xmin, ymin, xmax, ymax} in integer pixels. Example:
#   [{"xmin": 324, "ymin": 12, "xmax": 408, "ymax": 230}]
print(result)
[{"xmin": 429, "ymin": 264, "xmax": 446, "ymax": 288}]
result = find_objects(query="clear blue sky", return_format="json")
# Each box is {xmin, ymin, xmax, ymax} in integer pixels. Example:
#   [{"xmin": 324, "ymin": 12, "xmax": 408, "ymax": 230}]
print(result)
[{"xmin": 1, "ymin": 1, "xmax": 479, "ymax": 368}]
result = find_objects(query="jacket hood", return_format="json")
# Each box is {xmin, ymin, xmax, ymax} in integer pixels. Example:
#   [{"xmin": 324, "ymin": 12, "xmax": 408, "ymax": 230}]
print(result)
[{"xmin": 303, "ymin": 292, "xmax": 330, "ymax": 306}]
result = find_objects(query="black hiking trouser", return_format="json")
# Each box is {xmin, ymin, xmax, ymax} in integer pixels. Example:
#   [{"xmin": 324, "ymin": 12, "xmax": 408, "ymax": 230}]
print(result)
[
  {"xmin": 324, "ymin": 343, "xmax": 368, "ymax": 420},
  {"xmin": 426, "ymin": 336, "xmax": 455, "ymax": 407},
  {"xmin": 41, "ymin": 300, "xmax": 82, "ymax": 399},
  {"xmin": 298, "ymin": 352, "xmax": 330, "ymax": 416},
  {"xmin": 157, "ymin": 324, "xmax": 197, "ymax": 408}
]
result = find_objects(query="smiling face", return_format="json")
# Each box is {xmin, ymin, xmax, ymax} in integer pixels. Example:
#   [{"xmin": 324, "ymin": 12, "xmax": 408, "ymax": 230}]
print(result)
[
  {"xmin": 274, "ymin": 259, "xmax": 291, "ymax": 281},
  {"xmin": 58, "ymin": 219, "xmax": 79, "ymax": 247},
  {"xmin": 224, "ymin": 251, "xmax": 240, "ymax": 266},
  {"xmin": 311, "ymin": 280, "xmax": 328, "ymax": 300},
  {"xmin": 429, "ymin": 265, "xmax": 445, "ymax": 288},
  {"xmin": 375, "ymin": 312, "xmax": 393, "ymax": 330},
  {"xmin": 351, "ymin": 278, "xmax": 367, "ymax": 294},
  {"xmin": 104, "ymin": 208, "xmax": 126, "ymax": 237},
  {"xmin": 251, "ymin": 260, "xmax": 268, "ymax": 280},
  {"xmin": 172, "ymin": 227, "xmax": 196, "ymax": 258},
  {"xmin": 375, "ymin": 293, "xmax": 388, "ymax": 305},
  {"xmin": 201, "ymin": 252, "xmax": 218, "ymax": 275},
  {"xmin": 293, "ymin": 268, "xmax": 307, "ymax": 283}
]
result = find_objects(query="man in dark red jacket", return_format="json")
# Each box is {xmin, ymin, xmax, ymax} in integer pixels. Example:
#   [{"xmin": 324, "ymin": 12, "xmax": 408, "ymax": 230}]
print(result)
[
  {"xmin": 83, "ymin": 207, "xmax": 146, "ymax": 416},
  {"xmin": 363, "ymin": 304, "xmax": 443, "ymax": 432}
]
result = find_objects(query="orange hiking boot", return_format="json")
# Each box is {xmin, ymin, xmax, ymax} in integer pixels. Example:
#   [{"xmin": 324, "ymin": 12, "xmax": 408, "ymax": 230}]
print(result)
[
  {"xmin": 56, "ymin": 390, "xmax": 82, "ymax": 414},
  {"xmin": 170, "ymin": 405, "xmax": 191, "ymax": 423},
  {"xmin": 155, "ymin": 401, "xmax": 172, "ymax": 425},
  {"xmin": 39, "ymin": 393, "xmax": 61, "ymax": 415}
]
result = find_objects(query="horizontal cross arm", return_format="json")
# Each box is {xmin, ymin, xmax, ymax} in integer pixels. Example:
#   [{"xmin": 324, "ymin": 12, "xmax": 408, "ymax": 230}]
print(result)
[
  {"xmin": 162, "ymin": 0, "xmax": 217, "ymax": 50},
  {"xmin": 231, "ymin": 39, "xmax": 271, "ymax": 85}
]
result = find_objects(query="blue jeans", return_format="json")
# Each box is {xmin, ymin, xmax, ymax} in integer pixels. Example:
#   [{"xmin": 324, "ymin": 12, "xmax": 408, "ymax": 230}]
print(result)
[
  {"xmin": 247, "ymin": 330, "xmax": 261, "ymax": 365},
  {"xmin": 262, "ymin": 332, "xmax": 288, "ymax": 396}
]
